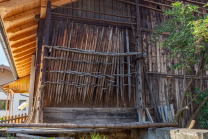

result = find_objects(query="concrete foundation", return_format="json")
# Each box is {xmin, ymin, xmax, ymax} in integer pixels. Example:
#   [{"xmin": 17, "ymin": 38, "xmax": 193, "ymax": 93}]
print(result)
[{"xmin": 147, "ymin": 127, "xmax": 208, "ymax": 139}]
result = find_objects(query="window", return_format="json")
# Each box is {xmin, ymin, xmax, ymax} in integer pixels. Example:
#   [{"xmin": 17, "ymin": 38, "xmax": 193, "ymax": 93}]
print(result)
[
  {"xmin": 19, "ymin": 100, "xmax": 27, "ymax": 110},
  {"xmin": 0, "ymin": 100, "xmax": 9, "ymax": 110}
]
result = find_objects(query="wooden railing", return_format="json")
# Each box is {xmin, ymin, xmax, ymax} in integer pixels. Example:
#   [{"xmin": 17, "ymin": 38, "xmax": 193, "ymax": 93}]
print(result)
[{"xmin": 1, "ymin": 113, "xmax": 28, "ymax": 123}]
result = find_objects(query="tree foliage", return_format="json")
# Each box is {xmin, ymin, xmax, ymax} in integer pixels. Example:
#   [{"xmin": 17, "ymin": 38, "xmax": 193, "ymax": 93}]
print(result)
[
  {"xmin": 153, "ymin": 1, "xmax": 208, "ymax": 72},
  {"xmin": 152, "ymin": 1, "xmax": 208, "ymax": 128}
]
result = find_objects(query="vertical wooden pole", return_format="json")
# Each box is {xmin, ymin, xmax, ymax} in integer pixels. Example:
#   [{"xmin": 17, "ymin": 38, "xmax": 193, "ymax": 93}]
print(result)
[
  {"xmin": 9, "ymin": 93, "xmax": 11, "ymax": 116},
  {"xmin": 25, "ymin": 113, "xmax": 27, "ymax": 123},
  {"xmin": 6, "ymin": 93, "xmax": 8, "ymax": 116},
  {"xmin": 12, "ymin": 94, "xmax": 14, "ymax": 115},
  {"xmin": 15, "ymin": 115, "xmax": 17, "ymax": 123},
  {"xmin": 126, "ymin": 28, "xmax": 131, "ymax": 101},
  {"xmin": 21, "ymin": 114, "xmax": 24, "ymax": 123},
  {"xmin": 39, "ymin": 1, "xmax": 51, "ymax": 123},
  {"xmin": 10, "ymin": 116, "xmax": 13, "ymax": 124},
  {"xmin": 135, "ymin": 0, "xmax": 144, "ymax": 122},
  {"xmin": 28, "ymin": 54, "xmax": 36, "ymax": 115}
]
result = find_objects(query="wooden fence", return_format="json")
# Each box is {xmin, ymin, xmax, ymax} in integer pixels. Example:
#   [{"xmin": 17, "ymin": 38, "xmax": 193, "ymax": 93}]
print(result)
[{"xmin": 1, "ymin": 113, "xmax": 28, "ymax": 124}]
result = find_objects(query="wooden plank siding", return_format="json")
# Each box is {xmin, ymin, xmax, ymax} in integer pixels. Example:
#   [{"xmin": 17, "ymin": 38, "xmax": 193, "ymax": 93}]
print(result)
[{"xmin": 28, "ymin": 0, "xmax": 208, "ymax": 128}]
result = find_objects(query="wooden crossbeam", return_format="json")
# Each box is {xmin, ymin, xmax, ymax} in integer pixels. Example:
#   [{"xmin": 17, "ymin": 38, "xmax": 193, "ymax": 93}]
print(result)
[
  {"xmin": 11, "ymin": 38, "xmax": 36, "ymax": 49},
  {"xmin": 4, "ymin": 7, "xmax": 41, "ymax": 23},
  {"xmin": 9, "ymin": 30, "xmax": 37, "ymax": 42},
  {"xmin": 7, "ymin": 21, "xmax": 38, "ymax": 35},
  {"xmin": 13, "ymin": 43, "xmax": 36, "ymax": 54},
  {"xmin": 14, "ymin": 48, "xmax": 36, "ymax": 58}
]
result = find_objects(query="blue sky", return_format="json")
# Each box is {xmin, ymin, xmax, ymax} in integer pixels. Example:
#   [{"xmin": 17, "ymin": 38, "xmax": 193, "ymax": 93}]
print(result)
[{"xmin": 0, "ymin": 44, "xmax": 9, "ymax": 66}]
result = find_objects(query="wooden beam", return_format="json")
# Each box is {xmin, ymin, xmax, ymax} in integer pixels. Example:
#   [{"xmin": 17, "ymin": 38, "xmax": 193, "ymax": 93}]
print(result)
[
  {"xmin": 40, "ymin": 0, "xmax": 48, "ymax": 18},
  {"xmin": 4, "ymin": 7, "xmax": 41, "ymax": 23},
  {"xmin": 0, "ymin": 122, "xmax": 178, "ymax": 128},
  {"xmin": 113, "ymin": 0, "xmax": 135, "ymax": 5},
  {"xmin": 0, "ymin": 0, "xmax": 9, "ymax": 3},
  {"xmin": 39, "ymin": 0, "xmax": 51, "ymax": 123},
  {"xmin": 28, "ymin": 54, "xmax": 36, "ymax": 115},
  {"xmin": 17, "ymin": 68, "xmax": 31, "ymax": 74},
  {"xmin": 0, "ymin": 0, "xmax": 36, "ymax": 7},
  {"xmin": 14, "ymin": 48, "xmax": 36, "ymax": 58},
  {"xmin": 16, "ymin": 62, "xmax": 31, "ymax": 69},
  {"xmin": 15, "ymin": 55, "xmax": 32, "ymax": 62},
  {"xmin": 13, "ymin": 43, "xmax": 36, "ymax": 54},
  {"xmin": 16, "ymin": 64, "xmax": 31, "ymax": 70},
  {"xmin": 17, "ymin": 65, "xmax": 31, "ymax": 71},
  {"xmin": 135, "ymin": 0, "xmax": 143, "ymax": 122},
  {"xmin": 52, "ymin": 0, "xmax": 77, "ymax": 7},
  {"xmin": 11, "ymin": 38, "xmax": 36, "ymax": 49},
  {"xmin": 9, "ymin": 30, "xmax": 37, "ymax": 42},
  {"xmin": 18, "ymin": 72, "xmax": 31, "ymax": 77},
  {"xmin": 16, "ymin": 58, "xmax": 31, "ymax": 65},
  {"xmin": 7, "ymin": 21, "xmax": 38, "ymax": 35}
]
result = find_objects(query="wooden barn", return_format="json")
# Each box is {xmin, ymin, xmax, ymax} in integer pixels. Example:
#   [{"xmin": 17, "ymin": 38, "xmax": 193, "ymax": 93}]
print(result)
[{"xmin": 0, "ymin": 0, "xmax": 207, "ymax": 130}]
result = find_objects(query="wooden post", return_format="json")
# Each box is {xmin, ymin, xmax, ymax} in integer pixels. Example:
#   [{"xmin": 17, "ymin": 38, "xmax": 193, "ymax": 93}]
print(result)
[
  {"xmin": 21, "ymin": 114, "xmax": 24, "ymax": 123},
  {"xmin": 15, "ymin": 115, "xmax": 17, "ymax": 123},
  {"xmin": 6, "ymin": 93, "xmax": 8, "ymax": 116},
  {"xmin": 143, "ymin": 61, "xmax": 160, "ymax": 122},
  {"xmin": 10, "ymin": 116, "xmax": 13, "ymax": 124},
  {"xmin": 7, "ymin": 116, "xmax": 10, "ymax": 124},
  {"xmin": 28, "ymin": 54, "xmax": 36, "ymax": 115},
  {"xmin": 39, "ymin": 1, "xmax": 51, "ymax": 123},
  {"xmin": 126, "ymin": 28, "xmax": 131, "ymax": 101},
  {"xmin": 18, "ymin": 114, "xmax": 20, "ymax": 123},
  {"xmin": 135, "ymin": 0, "xmax": 144, "ymax": 122},
  {"xmin": 9, "ymin": 93, "xmax": 11, "ymax": 116}
]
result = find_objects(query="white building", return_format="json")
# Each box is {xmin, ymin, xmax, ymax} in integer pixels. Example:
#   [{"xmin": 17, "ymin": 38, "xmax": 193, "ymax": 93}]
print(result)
[{"xmin": 0, "ymin": 64, "xmax": 29, "ymax": 117}]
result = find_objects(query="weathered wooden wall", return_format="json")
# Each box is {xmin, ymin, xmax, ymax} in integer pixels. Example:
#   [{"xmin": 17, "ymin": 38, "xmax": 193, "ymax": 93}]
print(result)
[
  {"xmin": 139, "ymin": 0, "xmax": 207, "ymax": 128},
  {"xmin": 33, "ymin": 0, "xmax": 208, "ymax": 128}
]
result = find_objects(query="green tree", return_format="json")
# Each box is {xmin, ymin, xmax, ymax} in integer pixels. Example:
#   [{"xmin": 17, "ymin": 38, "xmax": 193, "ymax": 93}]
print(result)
[{"xmin": 153, "ymin": 2, "xmax": 208, "ymax": 128}]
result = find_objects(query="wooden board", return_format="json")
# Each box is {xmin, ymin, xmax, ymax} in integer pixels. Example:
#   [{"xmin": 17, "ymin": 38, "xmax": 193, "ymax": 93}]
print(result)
[{"xmin": 43, "ymin": 108, "xmax": 138, "ymax": 124}]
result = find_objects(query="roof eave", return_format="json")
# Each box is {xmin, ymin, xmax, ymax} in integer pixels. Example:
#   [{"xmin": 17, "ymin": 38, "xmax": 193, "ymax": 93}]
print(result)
[{"xmin": 0, "ymin": 16, "xmax": 18, "ymax": 80}]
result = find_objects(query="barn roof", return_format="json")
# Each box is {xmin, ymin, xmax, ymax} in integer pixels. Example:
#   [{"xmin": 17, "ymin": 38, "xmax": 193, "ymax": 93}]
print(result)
[{"xmin": 0, "ymin": 0, "xmax": 77, "ymax": 79}]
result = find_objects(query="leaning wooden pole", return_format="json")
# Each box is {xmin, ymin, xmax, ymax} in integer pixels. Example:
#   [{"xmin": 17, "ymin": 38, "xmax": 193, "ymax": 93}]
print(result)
[
  {"xmin": 143, "ymin": 61, "xmax": 160, "ymax": 122},
  {"xmin": 135, "ymin": 0, "xmax": 144, "ymax": 122},
  {"xmin": 0, "ymin": 122, "xmax": 178, "ymax": 128}
]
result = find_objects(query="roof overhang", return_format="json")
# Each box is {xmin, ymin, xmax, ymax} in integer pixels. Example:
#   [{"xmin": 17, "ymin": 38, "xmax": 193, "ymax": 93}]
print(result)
[
  {"xmin": 0, "ymin": 0, "xmax": 77, "ymax": 79},
  {"xmin": 1, "ymin": 75, "xmax": 30, "ymax": 94}
]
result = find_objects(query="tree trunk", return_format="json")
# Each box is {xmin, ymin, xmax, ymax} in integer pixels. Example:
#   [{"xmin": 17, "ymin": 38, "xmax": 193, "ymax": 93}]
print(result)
[{"xmin": 186, "ymin": 96, "xmax": 208, "ymax": 128}]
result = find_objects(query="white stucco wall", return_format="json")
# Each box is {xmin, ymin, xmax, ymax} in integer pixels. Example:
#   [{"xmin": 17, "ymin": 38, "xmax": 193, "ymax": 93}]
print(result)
[
  {"xmin": 0, "ymin": 67, "xmax": 29, "ymax": 117},
  {"xmin": 0, "ymin": 92, "xmax": 29, "ymax": 117}
]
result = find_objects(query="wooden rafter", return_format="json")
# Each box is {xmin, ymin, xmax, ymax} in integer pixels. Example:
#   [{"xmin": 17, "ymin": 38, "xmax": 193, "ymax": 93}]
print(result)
[
  {"xmin": 15, "ymin": 55, "xmax": 32, "ymax": 62},
  {"xmin": 7, "ymin": 21, "xmax": 38, "ymax": 37},
  {"xmin": 14, "ymin": 48, "xmax": 36, "ymax": 58},
  {"xmin": 17, "ymin": 68, "xmax": 31, "ymax": 74},
  {"xmin": 4, "ymin": 7, "xmax": 41, "ymax": 23},
  {"xmin": 9, "ymin": 30, "xmax": 37, "ymax": 42},
  {"xmin": 11, "ymin": 37, "xmax": 36, "ymax": 49},
  {"xmin": 13, "ymin": 43, "xmax": 36, "ymax": 54},
  {"xmin": 17, "ymin": 65, "xmax": 31, "ymax": 71},
  {"xmin": 16, "ymin": 62, "xmax": 31, "ymax": 68},
  {"xmin": 16, "ymin": 61, "xmax": 31, "ymax": 67},
  {"xmin": 16, "ymin": 58, "xmax": 31, "ymax": 65}
]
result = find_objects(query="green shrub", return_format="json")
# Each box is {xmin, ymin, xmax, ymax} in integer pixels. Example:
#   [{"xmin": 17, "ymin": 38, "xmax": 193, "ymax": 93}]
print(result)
[{"xmin": 80, "ymin": 132, "xmax": 107, "ymax": 139}]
